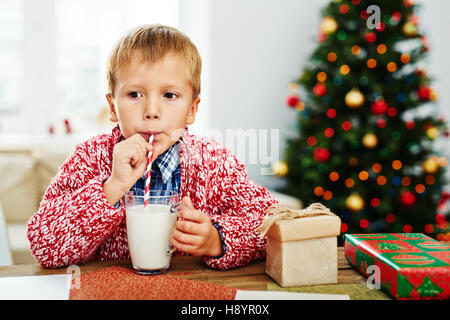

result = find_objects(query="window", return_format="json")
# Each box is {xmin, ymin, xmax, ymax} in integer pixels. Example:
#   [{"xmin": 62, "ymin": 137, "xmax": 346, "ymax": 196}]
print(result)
[
  {"xmin": 0, "ymin": 0, "xmax": 23, "ymax": 114},
  {"xmin": 0, "ymin": 0, "xmax": 179, "ymax": 134}
]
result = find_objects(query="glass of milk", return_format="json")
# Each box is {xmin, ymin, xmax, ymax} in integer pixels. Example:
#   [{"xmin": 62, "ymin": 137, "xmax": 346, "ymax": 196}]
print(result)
[{"xmin": 125, "ymin": 190, "xmax": 180, "ymax": 275}]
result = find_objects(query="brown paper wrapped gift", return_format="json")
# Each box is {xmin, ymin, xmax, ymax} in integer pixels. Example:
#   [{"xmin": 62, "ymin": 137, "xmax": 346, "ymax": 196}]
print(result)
[{"xmin": 258, "ymin": 203, "xmax": 341, "ymax": 287}]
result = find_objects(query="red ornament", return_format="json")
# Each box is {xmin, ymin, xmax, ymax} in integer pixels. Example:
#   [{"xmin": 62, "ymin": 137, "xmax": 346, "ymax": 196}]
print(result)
[
  {"xmin": 386, "ymin": 213, "xmax": 396, "ymax": 223},
  {"xmin": 405, "ymin": 120, "xmax": 415, "ymax": 129},
  {"xmin": 403, "ymin": 224, "xmax": 413, "ymax": 233},
  {"xmin": 370, "ymin": 198, "xmax": 380, "ymax": 207},
  {"xmin": 387, "ymin": 107, "xmax": 397, "ymax": 117},
  {"xmin": 317, "ymin": 31, "xmax": 327, "ymax": 43},
  {"xmin": 417, "ymin": 86, "xmax": 431, "ymax": 101},
  {"xmin": 64, "ymin": 118, "xmax": 72, "ymax": 134},
  {"xmin": 342, "ymin": 121, "xmax": 352, "ymax": 131},
  {"xmin": 327, "ymin": 108, "xmax": 337, "ymax": 118},
  {"xmin": 436, "ymin": 213, "xmax": 446, "ymax": 223},
  {"xmin": 313, "ymin": 83, "xmax": 327, "ymax": 96},
  {"xmin": 313, "ymin": 147, "xmax": 330, "ymax": 162},
  {"xmin": 360, "ymin": 10, "xmax": 369, "ymax": 19},
  {"xmin": 359, "ymin": 219, "xmax": 370, "ymax": 229},
  {"xmin": 444, "ymin": 129, "xmax": 450, "ymax": 137},
  {"xmin": 424, "ymin": 224, "xmax": 434, "ymax": 234},
  {"xmin": 365, "ymin": 32, "xmax": 377, "ymax": 43},
  {"xmin": 285, "ymin": 94, "xmax": 300, "ymax": 108},
  {"xmin": 376, "ymin": 118, "xmax": 386, "ymax": 128},
  {"xmin": 371, "ymin": 100, "xmax": 388, "ymax": 115},
  {"xmin": 324, "ymin": 128, "xmax": 334, "ymax": 138},
  {"xmin": 339, "ymin": 4, "xmax": 349, "ymax": 14},
  {"xmin": 399, "ymin": 191, "xmax": 416, "ymax": 207},
  {"xmin": 392, "ymin": 12, "xmax": 402, "ymax": 22},
  {"xmin": 307, "ymin": 136, "xmax": 317, "ymax": 146},
  {"xmin": 375, "ymin": 22, "xmax": 386, "ymax": 32}
]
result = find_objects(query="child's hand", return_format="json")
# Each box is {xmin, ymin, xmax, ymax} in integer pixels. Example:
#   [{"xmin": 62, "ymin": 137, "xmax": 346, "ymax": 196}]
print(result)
[
  {"xmin": 103, "ymin": 134, "xmax": 159, "ymax": 205},
  {"xmin": 171, "ymin": 197, "xmax": 223, "ymax": 257}
]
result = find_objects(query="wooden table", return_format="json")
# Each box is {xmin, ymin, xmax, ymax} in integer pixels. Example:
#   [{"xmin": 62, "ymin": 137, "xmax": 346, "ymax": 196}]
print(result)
[{"xmin": 0, "ymin": 247, "xmax": 365, "ymax": 291}]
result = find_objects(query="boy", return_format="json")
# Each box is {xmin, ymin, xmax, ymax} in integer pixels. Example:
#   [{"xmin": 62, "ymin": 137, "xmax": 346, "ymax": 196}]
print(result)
[{"xmin": 27, "ymin": 24, "xmax": 279, "ymax": 270}]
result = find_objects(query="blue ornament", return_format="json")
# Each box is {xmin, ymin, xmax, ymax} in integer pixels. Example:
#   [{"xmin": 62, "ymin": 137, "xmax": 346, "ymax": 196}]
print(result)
[
  {"xmin": 392, "ymin": 176, "xmax": 402, "ymax": 186},
  {"xmin": 396, "ymin": 93, "xmax": 407, "ymax": 103}
]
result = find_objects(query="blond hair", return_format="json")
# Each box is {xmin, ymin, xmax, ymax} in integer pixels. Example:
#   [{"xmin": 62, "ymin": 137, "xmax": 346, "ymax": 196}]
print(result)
[{"xmin": 107, "ymin": 24, "xmax": 202, "ymax": 99}]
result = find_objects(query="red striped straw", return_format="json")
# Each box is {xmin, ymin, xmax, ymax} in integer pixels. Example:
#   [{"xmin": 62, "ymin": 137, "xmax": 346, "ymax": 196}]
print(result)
[{"xmin": 143, "ymin": 135, "xmax": 154, "ymax": 207}]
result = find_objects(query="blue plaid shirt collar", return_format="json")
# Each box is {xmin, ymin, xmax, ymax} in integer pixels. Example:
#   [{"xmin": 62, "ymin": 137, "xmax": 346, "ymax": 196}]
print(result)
[{"xmin": 145, "ymin": 141, "xmax": 180, "ymax": 184}]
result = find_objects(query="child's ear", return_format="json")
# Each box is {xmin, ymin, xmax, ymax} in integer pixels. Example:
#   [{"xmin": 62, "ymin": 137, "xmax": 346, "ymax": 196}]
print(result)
[
  {"xmin": 186, "ymin": 97, "xmax": 200, "ymax": 125},
  {"xmin": 106, "ymin": 93, "xmax": 118, "ymax": 122}
]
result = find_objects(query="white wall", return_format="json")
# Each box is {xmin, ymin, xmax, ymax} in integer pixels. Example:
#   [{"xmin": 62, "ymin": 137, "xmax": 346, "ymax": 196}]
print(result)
[
  {"xmin": 181, "ymin": 0, "xmax": 328, "ymax": 189},
  {"xmin": 22, "ymin": 0, "xmax": 57, "ymax": 134},
  {"xmin": 421, "ymin": 0, "xmax": 450, "ymax": 174},
  {"xmin": 181, "ymin": 0, "xmax": 450, "ymax": 190}
]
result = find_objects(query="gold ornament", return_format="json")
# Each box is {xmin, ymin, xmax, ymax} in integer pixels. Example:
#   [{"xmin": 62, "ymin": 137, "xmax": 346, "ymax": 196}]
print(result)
[
  {"xmin": 422, "ymin": 157, "xmax": 440, "ymax": 174},
  {"xmin": 272, "ymin": 160, "xmax": 289, "ymax": 177},
  {"xmin": 346, "ymin": 193, "xmax": 365, "ymax": 212},
  {"xmin": 345, "ymin": 89, "xmax": 365, "ymax": 108},
  {"xmin": 362, "ymin": 133, "xmax": 378, "ymax": 148},
  {"xmin": 320, "ymin": 16, "xmax": 338, "ymax": 35},
  {"xmin": 426, "ymin": 126, "xmax": 440, "ymax": 140},
  {"xmin": 288, "ymin": 82, "xmax": 299, "ymax": 93},
  {"xmin": 295, "ymin": 101, "xmax": 305, "ymax": 112},
  {"xmin": 402, "ymin": 21, "xmax": 418, "ymax": 36},
  {"xmin": 429, "ymin": 87, "xmax": 438, "ymax": 101}
]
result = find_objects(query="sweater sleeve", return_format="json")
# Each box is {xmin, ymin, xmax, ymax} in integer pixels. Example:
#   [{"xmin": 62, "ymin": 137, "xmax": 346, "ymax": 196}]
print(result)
[
  {"xmin": 203, "ymin": 146, "xmax": 279, "ymax": 270},
  {"xmin": 26, "ymin": 139, "xmax": 125, "ymax": 268}
]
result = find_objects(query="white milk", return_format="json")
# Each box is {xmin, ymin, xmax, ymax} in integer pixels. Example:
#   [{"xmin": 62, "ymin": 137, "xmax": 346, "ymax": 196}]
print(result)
[{"xmin": 126, "ymin": 204, "xmax": 177, "ymax": 271}]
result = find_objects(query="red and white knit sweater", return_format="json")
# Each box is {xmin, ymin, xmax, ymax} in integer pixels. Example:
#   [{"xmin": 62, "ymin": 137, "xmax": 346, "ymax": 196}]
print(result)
[{"xmin": 27, "ymin": 126, "xmax": 279, "ymax": 269}]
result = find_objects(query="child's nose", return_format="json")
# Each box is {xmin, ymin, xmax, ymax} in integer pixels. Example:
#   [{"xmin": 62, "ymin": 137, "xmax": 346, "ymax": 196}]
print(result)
[
  {"xmin": 144, "ymin": 112, "xmax": 160, "ymax": 120},
  {"xmin": 143, "ymin": 100, "xmax": 161, "ymax": 120}
]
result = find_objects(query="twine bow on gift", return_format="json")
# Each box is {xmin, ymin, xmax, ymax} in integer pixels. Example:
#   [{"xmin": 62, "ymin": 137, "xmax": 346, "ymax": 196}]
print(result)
[{"xmin": 257, "ymin": 203, "xmax": 336, "ymax": 238}]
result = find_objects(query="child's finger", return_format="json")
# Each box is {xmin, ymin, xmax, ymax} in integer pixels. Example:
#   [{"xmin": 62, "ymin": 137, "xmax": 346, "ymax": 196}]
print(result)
[
  {"xmin": 175, "ymin": 219, "xmax": 201, "ymax": 235},
  {"xmin": 170, "ymin": 237, "xmax": 200, "ymax": 256},
  {"xmin": 172, "ymin": 228, "xmax": 202, "ymax": 246},
  {"xmin": 129, "ymin": 150, "xmax": 145, "ymax": 168},
  {"xmin": 181, "ymin": 196, "xmax": 195, "ymax": 210},
  {"xmin": 130, "ymin": 134, "xmax": 149, "ymax": 157},
  {"xmin": 177, "ymin": 209, "xmax": 206, "ymax": 223}
]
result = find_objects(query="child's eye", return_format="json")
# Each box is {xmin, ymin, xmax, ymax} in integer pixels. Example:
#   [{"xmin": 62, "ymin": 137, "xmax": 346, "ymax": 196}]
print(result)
[
  {"xmin": 163, "ymin": 92, "xmax": 178, "ymax": 100},
  {"xmin": 128, "ymin": 91, "xmax": 143, "ymax": 99}
]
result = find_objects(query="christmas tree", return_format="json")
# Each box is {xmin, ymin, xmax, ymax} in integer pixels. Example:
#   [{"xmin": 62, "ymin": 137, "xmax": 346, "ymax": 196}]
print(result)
[{"xmin": 276, "ymin": 0, "xmax": 450, "ymax": 240}]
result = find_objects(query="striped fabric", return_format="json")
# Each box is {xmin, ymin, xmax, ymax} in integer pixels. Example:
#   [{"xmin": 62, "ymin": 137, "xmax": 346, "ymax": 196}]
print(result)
[{"xmin": 132, "ymin": 141, "xmax": 181, "ymax": 195}]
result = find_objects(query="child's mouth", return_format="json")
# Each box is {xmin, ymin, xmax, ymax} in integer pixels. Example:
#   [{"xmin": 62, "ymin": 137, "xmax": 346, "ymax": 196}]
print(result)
[{"xmin": 140, "ymin": 132, "xmax": 161, "ymax": 141}]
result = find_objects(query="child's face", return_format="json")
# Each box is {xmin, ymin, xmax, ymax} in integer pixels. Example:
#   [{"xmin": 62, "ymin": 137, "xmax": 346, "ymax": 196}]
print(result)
[{"xmin": 106, "ymin": 52, "xmax": 200, "ymax": 154}]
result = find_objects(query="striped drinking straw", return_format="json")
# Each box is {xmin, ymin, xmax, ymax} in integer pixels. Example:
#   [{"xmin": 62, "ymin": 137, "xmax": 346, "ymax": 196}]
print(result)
[{"xmin": 143, "ymin": 134, "xmax": 154, "ymax": 207}]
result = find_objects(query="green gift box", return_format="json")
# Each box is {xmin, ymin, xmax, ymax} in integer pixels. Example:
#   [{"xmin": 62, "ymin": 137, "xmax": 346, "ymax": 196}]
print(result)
[{"xmin": 344, "ymin": 233, "xmax": 450, "ymax": 300}]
